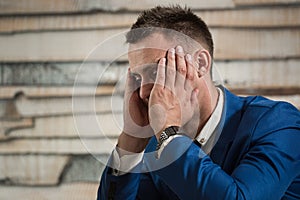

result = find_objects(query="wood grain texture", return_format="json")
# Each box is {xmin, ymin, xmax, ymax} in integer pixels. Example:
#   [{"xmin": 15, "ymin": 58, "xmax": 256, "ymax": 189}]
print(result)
[
  {"xmin": 0, "ymin": 138, "xmax": 117, "ymax": 154},
  {"xmin": 0, "ymin": 155, "xmax": 69, "ymax": 185},
  {"xmin": 1, "ymin": 6, "xmax": 299, "ymax": 33},
  {"xmin": 15, "ymin": 95, "xmax": 123, "ymax": 117},
  {"xmin": 0, "ymin": 62, "xmax": 127, "ymax": 85},
  {"xmin": 0, "ymin": 118, "xmax": 33, "ymax": 139},
  {"xmin": 0, "ymin": 183, "xmax": 99, "ymax": 199},
  {"xmin": 1, "ymin": 59, "xmax": 298, "ymax": 87},
  {"xmin": 0, "ymin": 0, "xmax": 234, "ymax": 15},
  {"xmin": 0, "ymin": 86, "xmax": 115, "ymax": 99},
  {"xmin": 4, "ymin": 113, "xmax": 122, "ymax": 139},
  {"xmin": 234, "ymin": 0, "xmax": 300, "ymax": 6},
  {"xmin": 215, "ymin": 59, "xmax": 300, "ymax": 88},
  {"xmin": 0, "ymin": 28, "xmax": 299, "ymax": 62}
]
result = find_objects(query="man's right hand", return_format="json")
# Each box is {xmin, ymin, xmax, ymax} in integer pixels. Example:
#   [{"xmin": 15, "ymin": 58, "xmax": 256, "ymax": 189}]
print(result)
[{"xmin": 117, "ymin": 69, "xmax": 154, "ymax": 153}]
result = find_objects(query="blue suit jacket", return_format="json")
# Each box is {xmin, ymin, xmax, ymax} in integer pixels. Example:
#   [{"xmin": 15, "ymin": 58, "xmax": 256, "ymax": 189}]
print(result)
[{"xmin": 98, "ymin": 88, "xmax": 300, "ymax": 199}]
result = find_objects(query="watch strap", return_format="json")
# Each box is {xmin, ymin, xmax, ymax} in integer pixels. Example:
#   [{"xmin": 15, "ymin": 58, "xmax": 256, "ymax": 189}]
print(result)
[{"xmin": 156, "ymin": 126, "xmax": 178, "ymax": 150}]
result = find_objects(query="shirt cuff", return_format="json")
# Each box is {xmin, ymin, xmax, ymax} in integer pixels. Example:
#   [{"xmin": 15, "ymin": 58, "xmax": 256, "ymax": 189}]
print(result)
[
  {"xmin": 110, "ymin": 147, "xmax": 144, "ymax": 176},
  {"xmin": 156, "ymin": 135, "xmax": 183, "ymax": 159}
]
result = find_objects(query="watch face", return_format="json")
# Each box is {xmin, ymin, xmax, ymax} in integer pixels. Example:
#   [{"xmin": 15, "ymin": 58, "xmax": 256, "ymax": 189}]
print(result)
[
  {"xmin": 157, "ymin": 126, "xmax": 178, "ymax": 150},
  {"xmin": 160, "ymin": 132, "xmax": 169, "ymax": 141}
]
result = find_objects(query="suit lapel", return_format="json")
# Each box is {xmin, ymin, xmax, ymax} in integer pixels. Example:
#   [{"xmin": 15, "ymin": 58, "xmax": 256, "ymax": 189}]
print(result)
[{"xmin": 209, "ymin": 88, "xmax": 245, "ymax": 168}]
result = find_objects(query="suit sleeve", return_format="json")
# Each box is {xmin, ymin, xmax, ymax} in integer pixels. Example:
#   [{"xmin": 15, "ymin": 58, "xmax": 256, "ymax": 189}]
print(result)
[
  {"xmin": 97, "ymin": 159, "xmax": 161, "ymax": 200},
  {"xmin": 145, "ymin": 102, "xmax": 300, "ymax": 199}
]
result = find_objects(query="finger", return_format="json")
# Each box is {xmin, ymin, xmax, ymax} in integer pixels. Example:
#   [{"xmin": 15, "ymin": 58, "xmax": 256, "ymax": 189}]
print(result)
[
  {"xmin": 165, "ymin": 48, "xmax": 176, "ymax": 89},
  {"xmin": 154, "ymin": 57, "xmax": 166, "ymax": 88},
  {"xmin": 175, "ymin": 46, "xmax": 186, "ymax": 71},
  {"xmin": 175, "ymin": 46, "xmax": 187, "ymax": 88},
  {"xmin": 175, "ymin": 53, "xmax": 187, "ymax": 88},
  {"xmin": 191, "ymin": 88, "xmax": 199, "ymax": 108},
  {"xmin": 185, "ymin": 54, "xmax": 195, "ymax": 91}
]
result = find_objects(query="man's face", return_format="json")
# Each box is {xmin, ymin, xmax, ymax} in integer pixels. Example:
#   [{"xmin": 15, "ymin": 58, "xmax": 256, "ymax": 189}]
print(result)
[{"xmin": 128, "ymin": 33, "xmax": 173, "ymax": 106}]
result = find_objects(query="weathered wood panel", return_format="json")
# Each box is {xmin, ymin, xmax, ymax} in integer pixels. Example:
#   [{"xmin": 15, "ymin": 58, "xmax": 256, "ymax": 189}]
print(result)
[
  {"xmin": 1, "ymin": 62, "xmax": 127, "ymax": 85},
  {"xmin": 0, "ymin": 28, "xmax": 299, "ymax": 62},
  {"xmin": 0, "ymin": 155, "xmax": 69, "ymax": 185},
  {"xmin": 4, "ymin": 114, "xmax": 122, "ymax": 139},
  {"xmin": 0, "ymin": 0, "xmax": 234, "ymax": 15},
  {"xmin": 0, "ymin": 118, "xmax": 33, "ymax": 139},
  {"xmin": 15, "ymin": 95, "xmax": 123, "ymax": 117},
  {"xmin": 0, "ymin": 86, "xmax": 115, "ymax": 99},
  {"xmin": 215, "ymin": 59, "xmax": 300, "ymax": 88},
  {"xmin": 0, "ymin": 13, "xmax": 136, "ymax": 33},
  {"xmin": 1, "ymin": 59, "xmax": 299, "ymax": 87},
  {"xmin": 0, "ymin": 28, "xmax": 128, "ymax": 62},
  {"xmin": 1, "ymin": 6, "xmax": 299, "ymax": 33},
  {"xmin": 0, "ymin": 138, "xmax": 117, "ymax": 154},
  {"xmin": 0, "ymin": 183, "xmax": 99, "ymax": 200},
  {"xmin": 211, "ymin": 29, "xmax": 300, "ymax": 60},
  {"xmin": 0, "ymin": 100, "xmax": 6, "ymax": 117},
  {"xmin": 5, "ymin": 94, "xmax": 300, "ymax": 140},
  {"xmin": 199, "ymin": 7, "xmax": 300, "ymax": 28},
  {"xmin": 231, "ymin": 87, "xmax": 300, "ymax": 96},
  {"xmin": 234, "ymin": 0, "xmax": 300, "ymax": 6},
  {"xmin": 2, "ymin": 0, "xmax": 299, "ymax": 15}
]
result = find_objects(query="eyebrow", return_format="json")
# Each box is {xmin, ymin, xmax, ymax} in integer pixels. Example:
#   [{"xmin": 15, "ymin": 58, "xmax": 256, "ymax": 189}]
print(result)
[
  {"xmin": 131, "ymin": 62, "xmax": 158, "ymax": 74},
  {"xmin": 144, "ymin": 64, "xmax": 157, "ymax": 74}
]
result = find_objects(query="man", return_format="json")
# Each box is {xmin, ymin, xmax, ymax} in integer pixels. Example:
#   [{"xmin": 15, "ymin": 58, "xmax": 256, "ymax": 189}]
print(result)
[{"xmin": 98, "ymin": 6, "xmax": 300, "ymax": 199}]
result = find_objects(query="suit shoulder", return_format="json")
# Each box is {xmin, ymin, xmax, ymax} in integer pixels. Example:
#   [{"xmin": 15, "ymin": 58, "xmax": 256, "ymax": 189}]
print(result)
[
  {"xmin": 239, "ymin": 95, "xmax": 299, "ymax": 132},
  {"xmin": 244, "ymin": 95, "xmax": 299, "ymax": 115},
  {"xmin": 242, "ymin": 96, "xmax": 300, "ymax": 140},
  {"xmin": 246, "ymin": 95, "xmax": 280, "ymax": 108}
]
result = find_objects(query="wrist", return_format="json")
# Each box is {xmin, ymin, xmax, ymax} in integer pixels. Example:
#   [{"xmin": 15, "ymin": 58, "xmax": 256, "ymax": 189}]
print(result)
[
  {"xmin": 117, "ymin": 132, "xmax": 150, "ymax": 153},
  {"xmin": 156, "ymin": 126, "xmax": 178, "ymax": 150}
]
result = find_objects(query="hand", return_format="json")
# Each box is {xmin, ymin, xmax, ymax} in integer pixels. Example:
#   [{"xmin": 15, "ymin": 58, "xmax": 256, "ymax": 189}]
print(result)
[
  {"xmin": 148, "ymin": 46, "xmax": 199, "ymax": 137},
  {"xmin": 118, "ymin": 69, "xmax": 154, "ymax": 153}
]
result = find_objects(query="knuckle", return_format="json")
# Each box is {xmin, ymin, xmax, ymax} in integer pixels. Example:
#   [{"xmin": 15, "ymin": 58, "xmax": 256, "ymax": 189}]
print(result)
[
  {"xmin": 178, "ymin": 67, "xmax": 186, "ymax": 74},
  {"xmin": 176, "ymin": 53, "xmax": 184, "ymax": 59},
  {"xmin": 167, "ymin": 69, "xmax": 176, "ymax": 76},
  {"xmin": 187, "ymin": 73, "xmax": 194, "ymax": 80}
]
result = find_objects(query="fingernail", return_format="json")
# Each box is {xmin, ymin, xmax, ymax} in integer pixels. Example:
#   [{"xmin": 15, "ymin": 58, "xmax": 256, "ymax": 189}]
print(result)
[
  {"xmin": 176, "ymin": 46, "xmax": 183, "ymax": 53},
  {"xmin": 161, "ymin": 58, "xmax": 166, "ymax": 64},
  {"xmin": 169, "ymin": 48, "xmax": 175, "ymax": 57},
  {"xmin": 186, "ymin": 54, "xmax": 192, "ymax": 61}
]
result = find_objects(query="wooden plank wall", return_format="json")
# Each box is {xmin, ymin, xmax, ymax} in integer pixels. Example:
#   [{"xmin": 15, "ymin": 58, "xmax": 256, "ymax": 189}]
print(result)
[{"xmin": 0, "ymin": 0, "xmax": 300, "ymax": 199}]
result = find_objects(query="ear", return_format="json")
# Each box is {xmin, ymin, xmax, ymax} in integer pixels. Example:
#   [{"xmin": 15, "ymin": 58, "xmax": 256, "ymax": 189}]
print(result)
[{"xmin": 195, "ymin": 49, "xmax": 211, "ymax": 78}]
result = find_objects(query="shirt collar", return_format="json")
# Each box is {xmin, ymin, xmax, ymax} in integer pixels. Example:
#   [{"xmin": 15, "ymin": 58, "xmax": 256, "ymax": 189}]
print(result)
[{"xmin": 196, "ymin": 87, "xmax": 224, "ymax": 147}]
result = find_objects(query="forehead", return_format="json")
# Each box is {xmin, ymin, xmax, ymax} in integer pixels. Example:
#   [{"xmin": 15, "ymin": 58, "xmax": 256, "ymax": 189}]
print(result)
[
  {"xmin": 128, "ymin": 33, "xmax": 173, "ymax": 69},
  {"xmin": 128, "ymin": 48, "xmax": 165, "ymax": 68}
]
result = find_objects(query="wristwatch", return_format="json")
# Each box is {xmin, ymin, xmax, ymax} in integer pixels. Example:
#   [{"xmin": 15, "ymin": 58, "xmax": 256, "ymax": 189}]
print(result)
[{"xmin": 156, "ymin": 126, "xmax": 178, "ymax": 150}]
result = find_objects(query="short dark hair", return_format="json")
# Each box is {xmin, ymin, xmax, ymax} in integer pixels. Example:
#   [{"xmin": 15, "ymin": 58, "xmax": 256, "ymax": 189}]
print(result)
[{"xmin": 126, "ymin": 5, "xmax": 214, "ymax": 59}]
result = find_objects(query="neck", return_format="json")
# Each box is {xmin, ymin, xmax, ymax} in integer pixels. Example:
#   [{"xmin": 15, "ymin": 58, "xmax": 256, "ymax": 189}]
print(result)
[{"xmin": 196, "ymin": 84, "xmax": 219, "ymax": 136}]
